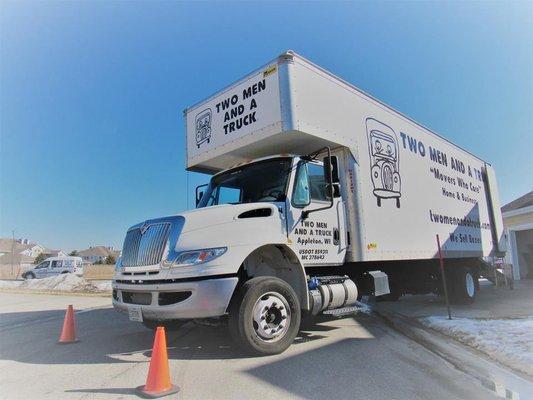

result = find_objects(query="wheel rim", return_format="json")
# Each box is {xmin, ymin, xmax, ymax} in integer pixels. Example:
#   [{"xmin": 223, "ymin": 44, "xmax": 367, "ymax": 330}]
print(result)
[
  {"xmin": 252, "ymin": 291, "xmax": 291, "ymax": 343},
  {"xmin": 465, "ymin": 272, "xmax": 475, "ymax": 297}
]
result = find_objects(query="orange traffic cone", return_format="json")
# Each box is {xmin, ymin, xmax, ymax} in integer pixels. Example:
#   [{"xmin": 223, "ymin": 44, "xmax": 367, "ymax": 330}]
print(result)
[
  {"xmin": 136, "ymin": 326, "xmax": 179, "ymax": 398},
  {"xmin": 58, "ymin": 304, "xmax": 79, "ymax": 344}
]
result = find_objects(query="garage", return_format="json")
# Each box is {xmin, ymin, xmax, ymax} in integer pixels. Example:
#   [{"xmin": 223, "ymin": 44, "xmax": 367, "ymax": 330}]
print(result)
[{"xmin": 502, "ymin": 191, "xmax": 533, "ymax": 280}]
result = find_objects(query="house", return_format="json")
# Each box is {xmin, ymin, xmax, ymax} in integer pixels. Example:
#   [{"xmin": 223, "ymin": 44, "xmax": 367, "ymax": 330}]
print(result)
[
  {"xmin": 0, "ymin": 253, "xmax": 36, "ymax": 272},
  {"xmin": 0, "ymin": 238, "xmax": 67, "ymax": 273},
  {"xmin": 0, "ymin": 238, "xmax": 44, "ymax": 259},
  {"xmin": 0, "ymin": 239, "xmax": 15, "ymax": 257},
  {"xmin": 42, "ymin": 248, "xmax": 68, "ymax": 258},
  {"xmin": 78, "ymin": 246, "xmax": 120, "ymax": 264},
  {"xmin": 502, "ymin": 191, "xmax": 533, "ymax": 280},
  {"xmin": 18, "ymin": 243, "xmax": 45, "ymax": 258}
]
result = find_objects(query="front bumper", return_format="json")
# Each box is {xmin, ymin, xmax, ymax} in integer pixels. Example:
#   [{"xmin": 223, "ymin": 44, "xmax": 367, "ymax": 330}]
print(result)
[{"xmin": 112, "ymin": 276, "xmax": 238, "ymax": 321}]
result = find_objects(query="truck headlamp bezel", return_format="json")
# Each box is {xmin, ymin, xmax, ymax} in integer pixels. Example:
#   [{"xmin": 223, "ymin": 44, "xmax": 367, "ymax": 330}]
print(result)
[
  {"xmin": 115, "ymin": 257, "xmax": 124, "ymax": 272},
  {"xmin": 169, "ymin": 247, "xmax": 227, "ymax": 267}
]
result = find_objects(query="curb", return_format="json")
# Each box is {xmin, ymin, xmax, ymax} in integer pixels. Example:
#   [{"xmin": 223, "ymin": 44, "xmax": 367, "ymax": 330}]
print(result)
[{"xmin": 375, "ymin": 309, "xmax": 522, "ymax": 399}]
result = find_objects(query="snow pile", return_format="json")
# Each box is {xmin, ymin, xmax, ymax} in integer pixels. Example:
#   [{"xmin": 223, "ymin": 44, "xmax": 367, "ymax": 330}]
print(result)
[
  {"xmin": 421, "ymin": 316, "xmax": 533, "ymax": 377},
  {"xmin": 355, "ymin": 300, "xmax": 373, "ymax": 315},
  {"xmin": 93, "ymin": 280, "xmax": 112, "ymax": 292},
  {"xmin": 0, "ymin": 274, "xmax": 112, "ymax": 293},
  {"xmin": 0, "ymin": 280, "xmax": 21, "ymax": 289}
]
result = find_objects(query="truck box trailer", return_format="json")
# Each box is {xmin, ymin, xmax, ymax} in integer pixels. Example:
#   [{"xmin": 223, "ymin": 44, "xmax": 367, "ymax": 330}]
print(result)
[{"xmin": 112, "ymin": 51, "xmax": 505, "ymax": 355}]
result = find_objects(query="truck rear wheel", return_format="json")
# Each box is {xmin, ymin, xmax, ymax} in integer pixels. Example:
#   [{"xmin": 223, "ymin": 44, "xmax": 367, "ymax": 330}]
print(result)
[
  {"xmin": 448, "ymin": 266, "xmax": 477, "ymax": 304},
  {"xmin": 228, "ymin": 276, "xmax": 301, "ymax": 356}
]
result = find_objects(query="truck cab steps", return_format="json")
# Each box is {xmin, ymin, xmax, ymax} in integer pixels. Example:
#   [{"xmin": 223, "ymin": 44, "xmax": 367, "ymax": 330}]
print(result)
[
  {"xmin": 478, "ymin": 258, "xmax": 514, "ymax": 289},
  {"xmin": 322, "ymin": 305, "xmax": 364, "ymax": 317}
]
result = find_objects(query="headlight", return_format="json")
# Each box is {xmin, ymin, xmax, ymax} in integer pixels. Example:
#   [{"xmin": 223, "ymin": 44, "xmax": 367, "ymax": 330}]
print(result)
[{"xmin": 171, "ymin": 247, "xmax": 227, "ymax": 267}]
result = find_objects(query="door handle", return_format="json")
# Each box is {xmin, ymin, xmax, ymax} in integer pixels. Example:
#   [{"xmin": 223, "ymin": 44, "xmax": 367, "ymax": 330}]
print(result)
[{"xmin": 333, "ymin": 228, "xmax": 340, "ymax": 245}]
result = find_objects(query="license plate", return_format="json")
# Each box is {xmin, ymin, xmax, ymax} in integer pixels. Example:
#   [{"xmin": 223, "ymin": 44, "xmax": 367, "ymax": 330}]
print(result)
[{"xmin": 128, "ymin": 306, "xmax": 143, "ymax": 322}]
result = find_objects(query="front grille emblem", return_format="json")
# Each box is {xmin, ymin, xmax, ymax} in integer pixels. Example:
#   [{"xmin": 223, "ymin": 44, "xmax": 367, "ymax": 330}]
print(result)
[{"xmin": 140, "ymin": 223, "xmax": 149, "ymax": 235}]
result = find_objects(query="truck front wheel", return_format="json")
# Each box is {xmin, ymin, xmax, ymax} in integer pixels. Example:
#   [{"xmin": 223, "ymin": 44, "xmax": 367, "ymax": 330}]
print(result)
[
  {"xmin": 448, "ymin": 267, "xmax": 478, "ymax": 304},
  {"xmin": 228, "ymin": 276, "xmax": 301, "ymax": 356}
]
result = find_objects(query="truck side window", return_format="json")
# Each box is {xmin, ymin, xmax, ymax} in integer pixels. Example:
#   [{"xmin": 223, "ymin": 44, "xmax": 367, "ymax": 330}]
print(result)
[
  {"xmin": 51, "ymin": 260, "xmax": 62, "ymax": 269},
  {"xmin": 292, "ymin": 162, "xmax": 310, "ymax": 207},
  {"xmin": 218, "ymin": 186, "xmax": 241, "ymax": 205},
  {"xmin": 308, "ymin": 163, "xmax": 328, "ymax": 202},
  {"xmin": 36, "ymin": 261, "xmax": 49, "ymax": 269}
]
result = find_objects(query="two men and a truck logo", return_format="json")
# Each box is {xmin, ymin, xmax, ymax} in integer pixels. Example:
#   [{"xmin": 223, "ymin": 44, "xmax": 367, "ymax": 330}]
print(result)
[
  {"xmin": 195, "ymin": 108, "xmax": 212, "ymax": 148},
  {"xmin": 366, "ymin": 118, "xmax": 402, "ymax": 208}
]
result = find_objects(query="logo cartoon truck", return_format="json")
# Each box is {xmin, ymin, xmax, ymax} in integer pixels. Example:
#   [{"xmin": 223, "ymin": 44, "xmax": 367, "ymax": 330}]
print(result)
[
  {"xmin": 366, "ymin": 118, "xmax": 401, "ymax": 208},
  {"xmin": 195, "ymin": 108, "xmax": 212, "ymax": 148}
]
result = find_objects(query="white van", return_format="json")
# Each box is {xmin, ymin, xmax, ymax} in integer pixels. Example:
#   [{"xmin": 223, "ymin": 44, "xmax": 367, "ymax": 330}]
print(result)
[{"xmin": 23, "ymin": 256, "xmax": 84, "ymax": 279}]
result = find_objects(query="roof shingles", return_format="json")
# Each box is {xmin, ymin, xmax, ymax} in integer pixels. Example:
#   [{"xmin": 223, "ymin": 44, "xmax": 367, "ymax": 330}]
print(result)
[{"xmin": 501, "ymin": 191, "xmax": 533, "ymax": 213}]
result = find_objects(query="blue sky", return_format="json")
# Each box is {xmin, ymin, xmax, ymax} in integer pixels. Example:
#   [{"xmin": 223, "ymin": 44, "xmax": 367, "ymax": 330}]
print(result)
[{"xmin": 1, "ymin": 1, "xmax": 531, "ymax": 251}]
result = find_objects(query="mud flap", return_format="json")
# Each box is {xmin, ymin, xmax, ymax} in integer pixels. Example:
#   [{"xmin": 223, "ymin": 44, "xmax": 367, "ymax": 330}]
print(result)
[{"xmin": 369, "ymin": 270, "xmax": 390, "ymax": 297}]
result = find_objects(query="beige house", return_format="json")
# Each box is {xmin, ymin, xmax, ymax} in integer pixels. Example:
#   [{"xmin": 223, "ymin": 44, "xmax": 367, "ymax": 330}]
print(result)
[
  {"xmin": 0, "ymin": 253, "xmax": 35, "ymax": 271},
  {"xmin": 42, "ymin": 248, "xmax": 68, "ymax": 258},
  {"xmin": 0, "ymin": 239, "xmax": 44, "ymax": 258},
  {"xmin": 502, "ymin": 191, "xmax": 533, "ymax": 280},
  {"xmin": 78, "ymin": 246, "xmax": 120, "ymax": 264}
]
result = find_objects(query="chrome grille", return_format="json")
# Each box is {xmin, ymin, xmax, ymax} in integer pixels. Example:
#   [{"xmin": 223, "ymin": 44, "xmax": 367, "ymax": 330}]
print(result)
[{"xmin": 122, "ymin": 223, "xmax": 171, "ymax": 267}]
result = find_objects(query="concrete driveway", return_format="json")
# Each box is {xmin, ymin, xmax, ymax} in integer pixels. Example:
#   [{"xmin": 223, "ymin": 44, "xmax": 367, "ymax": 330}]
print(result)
[{"xmin": 0, "ymin": 292, "xmax": 499, "ymax": 400}]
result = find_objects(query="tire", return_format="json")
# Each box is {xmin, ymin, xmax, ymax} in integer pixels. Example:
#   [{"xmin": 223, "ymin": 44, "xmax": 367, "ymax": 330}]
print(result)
[
  {"xmin": 448, "ymin": 267, "xmax": 477, "ymax": 304},
  {"xmin": 142, "ymin": 320, "xmax": 186, "ymax": 331},
  {"xmin": 24, "ymin": 272, "xmax": 35, "ymax": 280},
  {"xmin": 228, "ymin": 276, "xmax": 301, "ymax": 356}
]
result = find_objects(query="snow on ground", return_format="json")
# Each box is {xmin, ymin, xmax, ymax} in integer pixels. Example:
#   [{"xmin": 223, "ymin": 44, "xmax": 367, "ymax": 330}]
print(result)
[
  {"xmin": 93, "ymin": 279, "xmax": 112, "ymax": 292},
  {"xmin": 0, "ymin": 274, "xmax": 111, "ymax": 293},
  {"xmin": 421, "ymin": 316, "xmax": 533, "ymax": 377},
  {"xmin": 355, "ymin": 300, "xmax": 373, "ymax": 315}
]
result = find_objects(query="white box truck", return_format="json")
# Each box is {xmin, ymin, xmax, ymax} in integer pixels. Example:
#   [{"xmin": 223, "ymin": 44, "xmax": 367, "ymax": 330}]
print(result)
[{"xmin": 112, "ymin": 51, "xmax": 505, "ymax": 355}]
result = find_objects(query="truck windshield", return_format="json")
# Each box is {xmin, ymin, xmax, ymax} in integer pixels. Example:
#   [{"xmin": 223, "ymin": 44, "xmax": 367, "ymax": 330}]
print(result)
[{"xmin": 197, "ymin": 158, "xmax": 292, "ymax": 208}]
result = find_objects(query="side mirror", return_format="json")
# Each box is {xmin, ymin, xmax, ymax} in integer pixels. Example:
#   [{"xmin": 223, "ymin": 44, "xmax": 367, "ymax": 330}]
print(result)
[
  {"xmin": 195, "ymin": 184, "xmax": 208, "ymax": 207},
  {"xmin": 323, "ymin": 156, "xmax": 339, "ymax": 183}
]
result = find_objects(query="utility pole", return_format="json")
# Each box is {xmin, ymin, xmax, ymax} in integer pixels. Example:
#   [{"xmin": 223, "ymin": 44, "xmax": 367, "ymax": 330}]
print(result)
[
  {"xmin": 11, "ymin": 230, "xmax": 15, "ymax": 277},
  {"xmin": 436, "ymin": 234, "xmax": 452, "ymax": 320}
]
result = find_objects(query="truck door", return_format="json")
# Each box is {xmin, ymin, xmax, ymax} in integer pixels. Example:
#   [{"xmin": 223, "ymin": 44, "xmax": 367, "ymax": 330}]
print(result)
[{"xmin": 287, "ymin": 159, "xmax": 347, "ymax": 266}]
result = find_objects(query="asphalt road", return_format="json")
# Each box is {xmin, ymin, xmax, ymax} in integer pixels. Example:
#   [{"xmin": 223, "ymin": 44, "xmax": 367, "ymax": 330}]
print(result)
[{"xmin": 0, "ymin": 292, "xmax": 499, "ymax": 400}]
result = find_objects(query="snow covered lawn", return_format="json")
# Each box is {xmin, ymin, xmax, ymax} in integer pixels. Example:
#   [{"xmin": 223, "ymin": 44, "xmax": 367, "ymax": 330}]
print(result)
[
  {"xmin": 421, "ymin": 316, "xmax": 533, "ymax": 377},
  {"xmin": 0, "ymin": 274, "xmax": 111, "ymax": 294}
]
